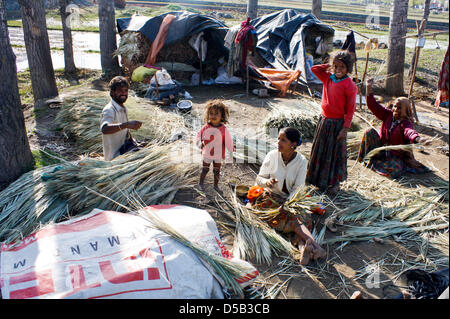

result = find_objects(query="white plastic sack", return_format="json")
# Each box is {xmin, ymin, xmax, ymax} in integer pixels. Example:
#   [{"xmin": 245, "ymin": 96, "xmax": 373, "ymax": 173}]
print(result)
[
  {"xmin": 151, "ymin": 69, "xmax": 174, "ymax": 86},
  {"xmin": 214, "ymin": 66, "xmax": 243, "ymax": 84},
  {"xmin": 0, "ymin": 205, "xmax": 258, "ymax": 299}
]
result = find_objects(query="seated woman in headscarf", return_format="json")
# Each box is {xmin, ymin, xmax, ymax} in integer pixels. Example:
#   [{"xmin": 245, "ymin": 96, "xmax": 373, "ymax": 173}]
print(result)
[
  {"xmin": 358, "ymin": 78, "xmax": 431, "ymax": 178},
  {"xmin": 254, "ymin": 127, "xmax": 326, "ymax": 265}
]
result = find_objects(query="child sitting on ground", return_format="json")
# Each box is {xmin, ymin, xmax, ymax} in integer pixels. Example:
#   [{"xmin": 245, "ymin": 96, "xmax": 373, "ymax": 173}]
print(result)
[{"xmin": 196, "ymin": 99, "xmax": 234, "ymax": 191}]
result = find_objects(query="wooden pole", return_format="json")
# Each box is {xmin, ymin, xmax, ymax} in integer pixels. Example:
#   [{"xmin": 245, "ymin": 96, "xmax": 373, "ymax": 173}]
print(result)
[
  {"xmin": 331, "ymin": 23, "xmax": 370, "ymax": 40},
  {"xmin": 360, "ymin": 51, "xmax": 370, "ymax": 110},
  {"xmin": 407, "ymin": 19, "xmax": 426, "ymax": 123},
  {"xmin": 199, "ymin": 42, "xmax": 203, "ymax": 86},
  {"xmin": 402, "ymin": 30, "xmax": 448, "ymax": 39},
  {"xmin": 246, "ymin": 53, "xmax": 249, "ymax": 97}
]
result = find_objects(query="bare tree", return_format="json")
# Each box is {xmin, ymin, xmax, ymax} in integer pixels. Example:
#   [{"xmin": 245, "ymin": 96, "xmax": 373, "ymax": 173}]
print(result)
[
  {"xmin": 247, "ymin": 0, "xmax": 258, "ymax": 20},
  {"xmin": 98, "ymin": 0, "xmax": 120, "ymax": 75},
  {"xmin": 312, "ymin": 0, "xmax": 322, "ymax": 19},
  {"xmin": 18, "ymin": 0, "xmax": 58, "ymax": 102},
  {"xmin": 385, "ymin": 0, "xmax": 409, "ymax": 96},
  {"xmin": 59, "ymin": 0, "xmax": 76, "ymax": 74},
  {"xmin": 408, "ymin": 0, "xmax": 431, "ymax": 78},
  {"xmin": 0, "ymin": 0, "xmax": 34, "ymax": 186}
]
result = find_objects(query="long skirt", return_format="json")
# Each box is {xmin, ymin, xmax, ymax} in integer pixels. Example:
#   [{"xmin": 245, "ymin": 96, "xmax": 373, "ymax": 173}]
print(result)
[
  {"xmin": 357, "ymin": 128, "xmax": 430, "ymax": 179},
  {"xmin": 252, "ymin": 190, "xmax": 313, "ymax": 231},
  {"xmin": 306, "ymin": 116, "xmax": 347, "ymax": 191}
]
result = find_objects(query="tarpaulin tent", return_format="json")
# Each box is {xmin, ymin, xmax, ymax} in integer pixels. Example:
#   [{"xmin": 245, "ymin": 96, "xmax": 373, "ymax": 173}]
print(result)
[
  {"xmin": 117, "ymin": 11, "xmax": 228, "ymax": 52},
  {"xmin": 116, "ymin": 11, "xmax": 229, "ymax": 81},
  {"xmin": 250, "ymin": 9, "xmax": 335, "ymax": 84}
]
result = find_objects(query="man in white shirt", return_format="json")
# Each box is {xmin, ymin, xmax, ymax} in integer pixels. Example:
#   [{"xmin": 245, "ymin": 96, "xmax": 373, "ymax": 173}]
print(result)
[{"xmin": 100, "ymin": 76, "xmax": 142, "ymax": 161}]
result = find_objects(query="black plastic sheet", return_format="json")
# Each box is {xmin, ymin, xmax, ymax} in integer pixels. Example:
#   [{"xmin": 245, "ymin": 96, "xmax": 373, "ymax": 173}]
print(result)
[{"xmin": 251, "ymin": 9, "xmax": 334, "ymax": 84}]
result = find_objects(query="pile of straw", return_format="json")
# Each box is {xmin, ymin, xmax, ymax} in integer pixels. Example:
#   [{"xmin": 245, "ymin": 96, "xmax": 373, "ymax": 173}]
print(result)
[
  {"xmin": 114, "ymin": 31, "xmax": 151, "ymax": 75},
  {"xmin": 263, "ymin": 100, "xmax": 321, "ymax": 139},
  {"xmin": 324, "ymin": 170, "xmax": 449, "ymax": 268},
  {"xmin": 55, "ymin": 96, "xmax": 186, "ymax": 155},
  {"xmin": 214, "ymin": 191, "xmax": 299, "ymax": 265},
  {"xmin": 214, "ymin": 185, "xmax": 328, "ymax": 265},
  {"xmin": 136, "ymin": 208, "xmax": 256, "ymax": 297},
  {"xmin": 0, "ymin": 145, "xmax": 198, "ymax": 244}
]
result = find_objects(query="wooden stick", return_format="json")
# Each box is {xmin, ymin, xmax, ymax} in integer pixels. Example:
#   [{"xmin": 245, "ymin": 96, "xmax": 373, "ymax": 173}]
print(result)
[
  {"xmin": 360, "ymin": 51, "xmax": 370, "ymax": 110},
  {"xmin": 199, "ymin": 43, "xmax": 203, "ymax": 86},
  {"xmin": 410, "ymin": 96, "xmax": 419, "ymax": 123},
  {"xmin": 331, "ymin": 23, "xmax": 370, "ymax": 40},
  {"xmin": 407, "ymin": 19, "xmax": 425, "ymax": 123},
  {"xmin": 246, "ymin": 53, "xmax": 249, "ymax": 97},
  {"xmin": 402, "ymin": 30, "xmax": 448, "ymax": 39},
  {"xmin": 408, "ymin": 46, "xmax": 421, "ymax": 99}
]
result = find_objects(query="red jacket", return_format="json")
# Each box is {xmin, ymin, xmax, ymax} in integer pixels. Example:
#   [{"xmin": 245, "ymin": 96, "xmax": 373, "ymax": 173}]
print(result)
[
  {"xmin": 196, "ymin": 124, "xmax": 234, "ymax": 160},
  {"xmin": 311, "ymin": 64, "xmax": 358, "ymax": 128},
  {"xmin": 367, "ymin": 94, "xmax": 419, "ymax": 158}
]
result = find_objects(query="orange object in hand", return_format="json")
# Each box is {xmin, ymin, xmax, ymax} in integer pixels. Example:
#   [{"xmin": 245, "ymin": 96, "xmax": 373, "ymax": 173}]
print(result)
[
  {"xmin": 247, "ymin": 186, "xmax": 264, "ymax": 203},
  {"xmin": 310, "ymin": 203, "xmax": 326, "ymax": 215}
]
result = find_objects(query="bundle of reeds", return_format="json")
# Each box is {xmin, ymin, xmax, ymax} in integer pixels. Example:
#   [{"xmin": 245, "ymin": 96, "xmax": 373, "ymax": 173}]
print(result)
[
  {"xmin": 114, "ymin": 31, "xmax": 151, "ymax": 75},
  {"xmin": 55, "ymin": 96, "xmax": 186, "ymax": 155},
  {"xmin": 0, "ymin": 145, "xmax": 198, "ymax": 244},
  {"xmin": 347, "ymin": 130, "xmax": 364, "ymax": 160},
  {"xmin": 231, "ymin": 131, "xmax": 275, "ymax": 166},
  {"xmin": 249, "ymin": 185, "xmax": 324, "ymax": 221},
  {"xmin": 136, "ymin": 208, "xmax": 256, "ymax": 297},
  {"xmin": 215, "ymin": 192, "xmax": 299, "ymax": 265},
  {"xmin": 262, "ymin": 100, "xmax": 321, "ymax": 139},
  {"xmin": 325, "ymin": 172, "xmax": 449, "ymax": 248}
]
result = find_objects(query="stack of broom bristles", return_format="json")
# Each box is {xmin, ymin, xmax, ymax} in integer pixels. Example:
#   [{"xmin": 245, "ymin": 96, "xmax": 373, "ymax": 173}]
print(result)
[
  {"xmin": 55, "ymin": 96, "xmax": 187, "ymax": 154},
  {"xmin": 0, "ymin": 145, "xmax": 198, "ymax": 244},
  {"xmin": 262, "ymin": 101, "xmax": 321, "ymax": 139},
  {"xmin": 324, "ymin": 170, "xmax": 448, "ymax": 267}
]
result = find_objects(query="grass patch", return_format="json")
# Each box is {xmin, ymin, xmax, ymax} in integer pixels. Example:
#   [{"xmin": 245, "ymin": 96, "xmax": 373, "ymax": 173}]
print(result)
[
  {"xmin": 350, "ymin": 47, "xmax": 446, "ymax": 90},
  {"xmin": 17, "ymin": 68, "xmax": 102, "ymax": 105},
  {"xmin": 32, "ymin": 149, "xmax": 61, "ymax": 169}
]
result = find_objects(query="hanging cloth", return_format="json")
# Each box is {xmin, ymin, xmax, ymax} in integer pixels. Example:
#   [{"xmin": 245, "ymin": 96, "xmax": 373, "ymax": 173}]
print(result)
[
  {"xmin": 435, "ymin": 44, "xmax": 449, "ymax": 108},
  {"xmin": 235, "ymin": 18, "xmax": 257, "ymax": 68}
]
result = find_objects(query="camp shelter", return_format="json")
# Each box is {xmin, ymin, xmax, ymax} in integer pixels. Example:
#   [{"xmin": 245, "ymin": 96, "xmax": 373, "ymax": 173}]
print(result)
[
  {"xmin": 116, "ymin": 11, "xmax": 229, "ymax": 85},
  {"xmin": 249, "ymin": 9, "xmax": 335, "ymax": 85}
]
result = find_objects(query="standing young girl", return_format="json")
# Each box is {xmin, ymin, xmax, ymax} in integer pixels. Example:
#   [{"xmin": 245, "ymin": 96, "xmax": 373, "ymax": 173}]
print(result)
[
  {"xmin": 306, "ymin": 50, "xmax": 358, "ymax": 194},
  {"xmin": 196, "ymin": 100, "xmax": 234, "ymax": 191}
]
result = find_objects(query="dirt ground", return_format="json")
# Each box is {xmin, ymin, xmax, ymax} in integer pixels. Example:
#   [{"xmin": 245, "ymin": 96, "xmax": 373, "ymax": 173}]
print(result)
[{"xmin": 21, "ymin": 78, "xmax": 449, "ymax": 299}]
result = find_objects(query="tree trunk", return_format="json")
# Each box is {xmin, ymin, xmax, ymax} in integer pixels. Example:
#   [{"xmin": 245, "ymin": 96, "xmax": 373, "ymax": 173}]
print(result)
[
  {"xmin": 312, "ymin": 0, "xmax": 322, "ymax": 19},
  {"xmin": 59, "ymin": 0, "xmax": 76, "ymax": 74},
  {"xmin": 385, "ymin": 0, "xmax": 409, "ymax": 96},
  {"xmin": 0, "ymin": 0, "xmax": 34, "ymax": 186},
  {"xmin": 247, "ymin": 0, "xmax": 258, "ymax": 20},
  {"xmin": 408, "ymin": 0, "xmax": 431, "ymax": 78},
  {"xmin": 18, "ymin": 0, "xmax": 58, "ymax": 102},
  {"xmin": 98, "ymin": 0, "xmax": 120, "ymax": 75}
]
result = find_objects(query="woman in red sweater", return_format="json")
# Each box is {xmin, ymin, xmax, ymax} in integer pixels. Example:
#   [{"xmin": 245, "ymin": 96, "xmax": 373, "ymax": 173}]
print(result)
[
  {"xmin": 306, "ymin": 50, "xmax": 358, "ymax": 194},
  {"xmin": 357, "ymin": 78, "xmax": 430, "ymax": 178}
]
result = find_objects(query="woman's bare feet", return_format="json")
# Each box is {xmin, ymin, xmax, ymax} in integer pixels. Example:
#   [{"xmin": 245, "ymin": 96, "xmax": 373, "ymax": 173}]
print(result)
[
  {"xmin": 311, "ymin": 245, "xmax": 326, "ymax": 260},
  {"xmin": 297, "ymin": 241, "xmax": 313, "ymax": 265},
  {"xmin": 290, "ymin": 233, "xmax": 302, "ymax": 247}
]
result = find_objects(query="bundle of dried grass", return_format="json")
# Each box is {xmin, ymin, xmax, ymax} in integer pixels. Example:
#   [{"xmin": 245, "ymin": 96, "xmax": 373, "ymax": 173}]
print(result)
[
  {"xmin": 325, "ymin": 171, "xmax": 449, "ymax": 250},
  {"xmin": 136, "ymin": 208, "xmax": 256, "ymax": 297},
  {"xmin": 231, "ymin": 131, "xmax": 274, "ymax": 166},
  {"xmin": 263, "ymin": 101, "xmax": 321, "ymax": 139},
  {"xmin": 55, "ymin": 96, "xmax": 186, "ymax": 155},
  {"xmin": 215, "ymin": 191, "xmax": 299, "ymax": 265},
  {"xmin": 0, "ymin": 145, "xmax": 198, "ymax": 244},
  {"xmin": 115, "ymin": 31, "xmax": 151, "ymax": 75},
  {"xmin": 347, "ymin": 130, "xmax": 364, "ymax": 160}
]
